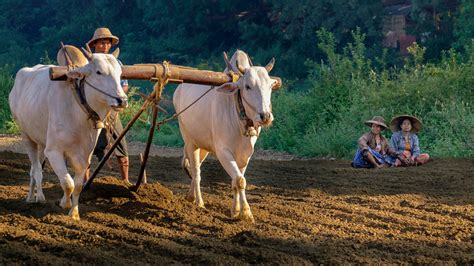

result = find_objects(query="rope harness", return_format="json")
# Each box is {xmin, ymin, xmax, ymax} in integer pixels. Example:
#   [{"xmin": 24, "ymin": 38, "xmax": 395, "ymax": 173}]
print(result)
[
  {"xmin": 72, "ymin": 76, "xmax": 104, "ymax": 129},
  {"xmin": 155, "ymin": 85, "xmax": 215, "ymax": 129},
  {"xmin": 236, "ymin": 89, "xmax": 258, "ymax": 137}
]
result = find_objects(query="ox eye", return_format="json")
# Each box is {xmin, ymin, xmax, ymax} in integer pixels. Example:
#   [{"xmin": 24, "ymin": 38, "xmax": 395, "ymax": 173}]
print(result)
[
  {"xmin": 245, "ymin": 85, "xmax": 251, "ymax": 90},
  {"xmin": 96, "ymin": 70, "xmax": 102, "ymax": 75}
]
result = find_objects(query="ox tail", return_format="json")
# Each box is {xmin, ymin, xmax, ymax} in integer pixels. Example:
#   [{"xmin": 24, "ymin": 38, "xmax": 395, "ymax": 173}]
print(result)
[{"xmin": 181, "ymin": 156, "xmax": 192, "ymax": 180}]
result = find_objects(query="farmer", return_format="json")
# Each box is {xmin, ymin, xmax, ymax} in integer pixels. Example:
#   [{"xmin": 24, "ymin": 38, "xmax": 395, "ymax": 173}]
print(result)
[
  {"xmin": 389, "ymin": 115, "xmax": 430, "ymax": 166},
  {"xmin": 351, "ymin": 116, "xmax": 405, "ymax": 168},
  {"xmin": 87, "ymin": 27, "xmax": 130, "ymax": 184}
]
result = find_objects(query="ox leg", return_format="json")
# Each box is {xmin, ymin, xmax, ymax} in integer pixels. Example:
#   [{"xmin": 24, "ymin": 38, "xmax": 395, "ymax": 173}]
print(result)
[
  {"xmin": 38, "ymin": 146, "xmax": 46, "ymax": 169},
  {"xmin": 215, "ymin": 150, "xmax": 254, "ymax": 223},
  {"xmin": 67, "ymin": 154, "xmax": 88, "ymax": 221},
  {"xmin": 181, "ymin": 155, "xmax": 192, "ymax": 180},
  {"xmin": 24, "ymin": 138, "xmax": 45, "ymax": 203},
  {"xmin": 195, "ymin": 149, "xmax": 208, "ymax": 207},
  {"xmin": 184, "ymin": 145, "xmax": 205, "ymax": 208},
  {"xmin": 231, "ymin": 165, "xmax": 249, "ymax": 218},
  {"xmin": 183, "ymin": 150, "xmax": 209, "ymax": 180},
  {"xmin": 45, "ymin": 150, "xmax": 74, "ymax": 211}
]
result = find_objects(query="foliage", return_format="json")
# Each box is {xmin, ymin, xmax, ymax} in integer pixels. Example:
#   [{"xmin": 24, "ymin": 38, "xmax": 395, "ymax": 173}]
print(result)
[
  {"xmin": 454, "ymin": 0, "xmax": 474, "ymax": 52},
  {"xmin": 0, "ymin": 1, "xmax": 472, "ymax": 158},
  {"xmin": 0, "ymin": 67, "xmax": 15, "ymax": 132},
  {"xmin": 259, "ymin": 30, "xmax": 474, "ymax": 158},
  {"xmin": 409, "ymin": 0, "xmax": 457, "ymax": 61}
]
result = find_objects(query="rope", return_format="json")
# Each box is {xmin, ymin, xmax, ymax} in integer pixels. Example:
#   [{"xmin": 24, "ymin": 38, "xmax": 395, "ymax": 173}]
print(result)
[
  {"xmin": 151, "ymin": 66, "xmax": 242, "ymax": 128},
  {"xmin": 135, "ymin": 60, "xmax": 216, "ymax": 130},
  {"xmin": 84, "ymin": 79, "xmax": 122, "ymax": 100},
  {"xmin": 156, "ymin": 85, "xmax": 216, "ymax": 128}
]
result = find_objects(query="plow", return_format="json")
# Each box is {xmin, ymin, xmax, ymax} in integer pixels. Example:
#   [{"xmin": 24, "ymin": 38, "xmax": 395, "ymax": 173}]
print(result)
[{"xmin": 49, "ymin": 48, "xmax": 282, "ymax": 193}]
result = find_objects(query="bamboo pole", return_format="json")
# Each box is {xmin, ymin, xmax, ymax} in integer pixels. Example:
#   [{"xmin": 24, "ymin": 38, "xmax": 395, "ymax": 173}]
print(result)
[{"xmin": 49, "ymin": 64, "xmax": 282, "ymax": 90}]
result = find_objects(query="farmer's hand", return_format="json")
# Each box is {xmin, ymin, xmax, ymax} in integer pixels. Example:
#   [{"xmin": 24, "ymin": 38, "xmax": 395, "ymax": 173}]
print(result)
[
  {"xmin": 397, "ymin": 154, "xmax": 410, "ymax": 166},
  {"xmin": 362, "ymin": 149, "xmax": 369, "ymax": 158}
]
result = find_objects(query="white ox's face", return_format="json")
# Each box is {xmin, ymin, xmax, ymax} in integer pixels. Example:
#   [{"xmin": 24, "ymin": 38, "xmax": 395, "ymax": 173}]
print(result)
[
  {"xmin": 238, "ymin": 67, "xmax": 276, "ymax": 127},
  {"xmin": 66, "ymin": 54, "xmax": 128, "ymax": 111},
  {"xmin": 218, "ymin": 51, "xmax": 276, "ymax": 128}
]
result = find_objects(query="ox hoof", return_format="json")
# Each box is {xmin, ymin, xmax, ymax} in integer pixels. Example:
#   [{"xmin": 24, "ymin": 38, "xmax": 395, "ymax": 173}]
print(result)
[
  {"xmin": 26, "ymin": 195, "xmax": 36, "ymax": 203},
  {"xmin": 59, "ymin": 196, "xmax": 72, "ymax": 209},
  {"xmin": 239, "ymin": 210, "xmax": 255, "ymax": 223},
  {"xmin": 36, "ymin": 193, "xmax": 46, "ymax": 203},
  {"xmin": 69, "ymin": 209, "xmax": 80, "ymax": 221},
  {"xmin": 231, "ymin": 209, "xmax": 240, "ymax": 219},
  {"xmin": 185, "ymin": 194, "xmax": 195, "ymax": 203}
]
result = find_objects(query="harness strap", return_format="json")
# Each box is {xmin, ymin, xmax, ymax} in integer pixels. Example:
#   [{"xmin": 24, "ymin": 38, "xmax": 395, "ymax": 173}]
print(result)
[
  {"xmin": 156, "ymin": 85, "xmax": 216, "ymax": 128},
  {"xmin": 84, "ymin": 78, "xmax": 121, "ymax": 100},
  {"xmin": 73, "ymin": 78, "xmax": 104, "ymax": 129},
  {"xmin": 235, "ymin": 90, "xmax": 257, "ymax": 137}
]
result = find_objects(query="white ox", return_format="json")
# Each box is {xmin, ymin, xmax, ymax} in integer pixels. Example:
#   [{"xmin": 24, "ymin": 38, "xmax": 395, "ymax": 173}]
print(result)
[
  {"xmin": 9, "ymin": 51, "xmax": 127, "ymax": 220},
  {"xmin": 173, "ymin": 50, "xmax": 277, "ymax": 222}
]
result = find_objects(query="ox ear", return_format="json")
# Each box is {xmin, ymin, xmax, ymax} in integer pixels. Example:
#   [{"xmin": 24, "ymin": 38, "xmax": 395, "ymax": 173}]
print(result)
[
  {"xmin": 66, "ymin": 70, "xmax": 84, "ymax": 79},
  {"xmin": 111, "ymin": 48, "xmax": 120, "ymax": 58},
  {"xmin": 66, "ymin": 65, "xmax": 91, "ymax": 79},
  {"xmin": 270, "ymin": 78, "xmax": 279, "ymax": 90},
  {"xmin": 216, "ymin": 82, "xmax": 238, "ymax": 95}
]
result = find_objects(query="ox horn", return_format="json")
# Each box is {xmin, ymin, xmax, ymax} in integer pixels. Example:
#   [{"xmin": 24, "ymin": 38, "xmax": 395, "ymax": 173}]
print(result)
[
  {"xmin": 265, "ymin": 57, "xmax": 275, "ymax": 73},
  {"xmin": 236, "ymin": 60, "xmax": 246, "ymax": 74},
  {"xmin": 81, "ymin": 45, "xmax": 93, "ymax": 60},
  {"xmin": 223, "ymin": 51, "xmax": 233, "ymax": 71},
  {"xmin": 111, "ymin": 47, "xmax": 120, "ymax": 58},
  {"xmin": 85, "ymin": 43, "xmax": 92, "ymax": 54},
  {"xmin": 248, "ymin": 55, "xmax": 254, "ymax": 67}
]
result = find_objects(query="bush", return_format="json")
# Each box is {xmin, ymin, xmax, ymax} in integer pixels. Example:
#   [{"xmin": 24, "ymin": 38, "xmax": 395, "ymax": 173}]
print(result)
[
  {"xmin": 0, "ymin": 67, "xmax": 17, "ymax": 133},
  {"xmin": 258, "ymin": 30, "xmax": 474, "ymax": 158}
]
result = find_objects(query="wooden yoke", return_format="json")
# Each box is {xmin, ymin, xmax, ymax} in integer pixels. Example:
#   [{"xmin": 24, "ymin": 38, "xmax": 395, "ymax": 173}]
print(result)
[{"xmin": 49, "ymin": 63, "xmax": 282, "ymax": 90}]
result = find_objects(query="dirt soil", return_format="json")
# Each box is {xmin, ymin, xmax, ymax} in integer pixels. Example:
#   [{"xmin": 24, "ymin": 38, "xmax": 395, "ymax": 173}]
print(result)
[{"xmin": 0, "ymin": 137, "xmax": 473, "ymax": 264}]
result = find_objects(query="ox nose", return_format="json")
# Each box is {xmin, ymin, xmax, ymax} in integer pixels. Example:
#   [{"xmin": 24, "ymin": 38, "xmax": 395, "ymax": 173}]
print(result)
[
  {"xmin": 116, "ymin": 96, "xmax": 128, "ymax": 107},
  {"xmin": 259, "ymin": 112, "xmax": 272, "ymax": 122}
]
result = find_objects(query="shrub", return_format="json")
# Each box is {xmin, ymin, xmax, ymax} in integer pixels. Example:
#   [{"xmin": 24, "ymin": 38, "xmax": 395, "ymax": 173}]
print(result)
[{"xmin": 258, "ymin": 30, "xmax": 474, "ymax": 158}]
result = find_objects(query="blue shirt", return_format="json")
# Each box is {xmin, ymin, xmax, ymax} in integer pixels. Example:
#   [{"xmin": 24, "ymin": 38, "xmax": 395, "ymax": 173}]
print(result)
[
  {"xmin": 118, "ymin": 59, "xmax": 128, "ymax": 87},
  {"xmin": 390, "ymin": 131, "xmax": 421, "ymax": 157}
]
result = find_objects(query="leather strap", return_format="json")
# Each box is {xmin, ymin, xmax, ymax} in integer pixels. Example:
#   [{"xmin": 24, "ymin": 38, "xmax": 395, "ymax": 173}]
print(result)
[
  {"xmin": 72, "ymin": 78, "xmax": 103, "ymax": 129},
  {"xmin": 235, "ymin": 89, "xmax": 257, "ymax": 137}
]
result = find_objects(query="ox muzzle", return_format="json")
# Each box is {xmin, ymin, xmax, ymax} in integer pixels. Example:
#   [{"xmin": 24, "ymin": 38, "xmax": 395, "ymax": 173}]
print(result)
[{"xmin": 111, "ymin": 96, "xmax": 128, "ymax": 110}]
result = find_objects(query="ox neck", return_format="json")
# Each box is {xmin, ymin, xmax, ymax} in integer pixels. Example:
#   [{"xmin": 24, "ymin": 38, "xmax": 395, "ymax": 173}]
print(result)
[
  {"xmin": 83, "ymin": 87, "xmax": 109, "ymax": 120},
  {"xmin": 234, "ymin": 89, "xmax": 258, "ymax": 137},
  {"xmin": 72, "ymin": 78, "xmax": 109, "ymax": 129}
]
